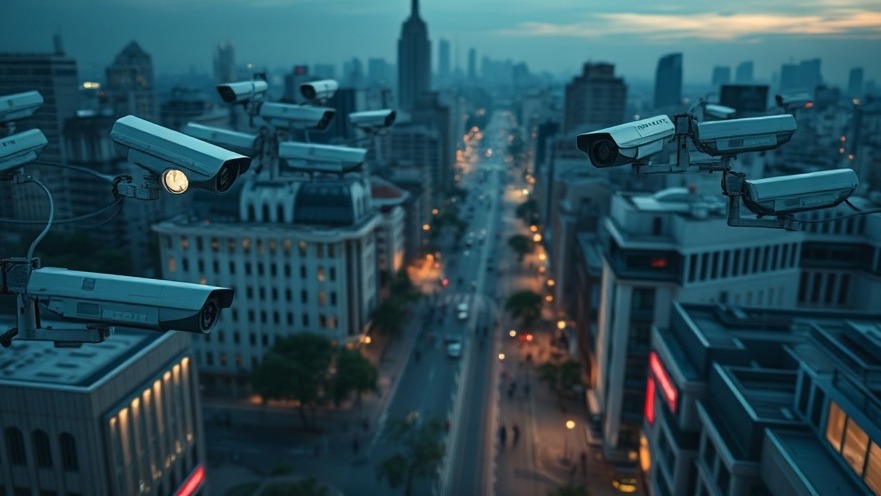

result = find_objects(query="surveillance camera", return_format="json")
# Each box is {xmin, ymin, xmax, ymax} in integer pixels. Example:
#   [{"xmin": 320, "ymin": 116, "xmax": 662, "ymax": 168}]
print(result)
[
  {"xmin": 259, "ymin": 102, "xmax": 335, "ymax": 131},
  {"xmin": 111, "ymin": 115, "xmax": 251, "ymax": 194},
  {"xmin": 27, "ymin": 267, "xmax": 234, "ymax": 334},
  {"xmin": 704, "ymin": 104, "xmax": 736, "ymax": 120},
  {"xmin": 693, "ymin": 114, "xmax": 796, "ymax": 156},
  {"xmin": 278, "ymin": 141, "xmax": 366, "ymax": 173},
  {"xmin": 742, "ymin": 168, "xmax": 858, "ymax": 216},
  {"xmin": 0, "ymin": 91, "xmax": 43, "ymax": 123},
  {"xmin": 0, "ymin": 129, "xmax": 48, "ymax": 173},
  {"xmin": 576, "ymin": 115, "xmax": 674, "ymax": 168},
  {"xmin": 300, "ymin": 79, "xmax": 339, "ymax": 101},
  {"xmin": 775, "ymin": 92, "xmax": 813, "ymax": 112},
  {"xmin": 217, "ymin": 80, "xmax": 269, "ymax": 104},
  {"xmin": 349, "ymin": 109, "xmax": 396, "ymax": 130},
  {"xmin": 183, "ymin": 123, "xmax": 258, "ymax": 157}
]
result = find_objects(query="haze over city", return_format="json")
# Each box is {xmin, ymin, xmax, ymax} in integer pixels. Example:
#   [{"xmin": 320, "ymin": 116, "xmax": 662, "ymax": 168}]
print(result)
[{"xmin": 2, "ymin": 0, "xmax": 880, "ymax": 84}]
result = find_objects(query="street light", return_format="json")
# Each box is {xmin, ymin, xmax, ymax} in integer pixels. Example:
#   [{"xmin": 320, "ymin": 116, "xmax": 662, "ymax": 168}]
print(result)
[
  {"xmin": 564, "ymin": 419, "xmax": 576, "ymax": 462},
  {"xmin": 557, "ymin": 320, "xmax": 566, "ymax": 330},
  {"xmin": 509, "ymin": 329, "xmax": 517, "ymax": 338}
]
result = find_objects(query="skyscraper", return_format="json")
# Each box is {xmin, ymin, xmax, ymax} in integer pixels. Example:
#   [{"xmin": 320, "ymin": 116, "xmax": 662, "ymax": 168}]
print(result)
[
  {"xmin": 467, "ymin": 48, "xmax": 477, "ymax": 81},
  {"xmin": 654, "ymin": 53, "xmax": 682, "ymax": 110},
  {"xmin": 848, "ymin": 67, "xmax": 864, "ymax": 98},
  {"xmin": 397, "ymin": 0, "xmax": 431, "ymax": 113},
  {"xmin": 104, "ymin": 41, "xmax": 157, "ymax": 121},
  {"xmin": 214, "ymin": 41, "xmax": 235, "ymax": 84},
  {"xmin": 735, "ymin": 61, "xmax": 754, "ymax": 84},
  {"xmin": 438, "ymin": 38, "xmax": 450, "ymax": 81},
  {"xmin": 711, "ymin": 66, "xmax": 731, "ymax": 87},
  {"xmin": 563, "ymin": 62, "xmax": 627, "ymax": 133}
]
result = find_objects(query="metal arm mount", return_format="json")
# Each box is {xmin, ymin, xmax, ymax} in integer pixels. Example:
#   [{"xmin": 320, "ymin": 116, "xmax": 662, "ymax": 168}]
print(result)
[
  {"xmin": 633, "ymin": 114, "xmax": 733, "ymax": 175},
  {"xmin": 1, "ymin": 258, "xmax": 111, "ymax": 348},
  {"xmin": 114, "ymin": 174, "xmax": 161, "ymax": 200},
  {"xmin": 721, "ymin": 172, "xmax": 802, "ymax": 231}
]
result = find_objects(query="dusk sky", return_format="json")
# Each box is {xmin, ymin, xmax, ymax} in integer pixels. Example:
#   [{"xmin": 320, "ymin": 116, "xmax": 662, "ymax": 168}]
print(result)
[{"xmin": 2, "ymin": 0, "xmax": 880, "ymax": 86}]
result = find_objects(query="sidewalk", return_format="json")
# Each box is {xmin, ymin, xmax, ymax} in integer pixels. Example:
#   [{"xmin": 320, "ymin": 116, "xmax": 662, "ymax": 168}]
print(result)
[{"xmin": 203, "ymin": 299, "xmax": 424, "ymax": 496}]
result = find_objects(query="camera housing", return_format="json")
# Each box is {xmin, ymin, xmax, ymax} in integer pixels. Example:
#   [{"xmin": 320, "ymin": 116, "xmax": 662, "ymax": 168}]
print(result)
[
  {"xmin": 576, "ymin": 115, "xmax": 675, "ymax": 168},
  {"xmin": 111, "ymin": 115, "xmax": 251, "ymax": 194},
  {"xmin": 0, "ymin": 91, "xmax": 44, "ymax": 123},
  {"xmin": 349, "ymin": 109, "xmax": 397, "ymax": 131},
  {"xmin": 0, "ymin": 129, "xmax": 48, "ymax": 173},
  {"xmin": 259, "ymin": 102, "xmax": 335, "ymax": 131},
  {"xmin": 693, "ymin": 114, "xmax": 797, "ymax": 156},
  {"xmin": 183, "ymin": 123, "xmax": 259, "ymax": 157},
  {"xmin": 300, "ymin": 79, "xmax": 339, "ymax": 101},
  {"xmin": 703, "ymin": 104, "xmax": 736, "ymax": 120},
  {"xmin": 279, "ymin": 142, "xmax": 366, "ymax": 173},
  {"xmin": 742, "ymin": 168, "xmax": 858, "ymax": 216},
  {"xmin": 26, "ymin": 267, "xmax": 234, "ymax": 334},
  {"xmin": 775, "ymin": 92, "xmax": 813, "ymax": 113},
  {"xmin": 217, "ymin": 80, "xmax": 269, "ymax": 104}
]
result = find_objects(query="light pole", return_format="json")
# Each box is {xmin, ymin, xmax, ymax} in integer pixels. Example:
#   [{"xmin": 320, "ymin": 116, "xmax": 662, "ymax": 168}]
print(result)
[{"xmin": 564, "ymin": 419, "xmax": 576, "ymax": 463}]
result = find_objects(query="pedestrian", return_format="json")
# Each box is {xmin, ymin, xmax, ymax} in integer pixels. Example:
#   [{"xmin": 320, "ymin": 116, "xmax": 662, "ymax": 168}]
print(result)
[
  {"xmin": 352, "ymin": 433, "xmax": 360, "ymax": 454},
  {"xmin": 512, "ymin": 424, "xmax": 520, "ymax": 447},
  {"xmin": 498, "ymin": 424, "xmax": 507, "ymax": 448},
  {"xmin": 580, "ymin": 451, "xmax": 587, "ymax": 477}
]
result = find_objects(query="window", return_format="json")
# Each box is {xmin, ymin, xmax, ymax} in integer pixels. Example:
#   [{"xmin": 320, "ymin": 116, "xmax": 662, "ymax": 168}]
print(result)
[
  {"xmin": 327, "ymin": 244, "xmax": 335, "ymax": 258},
  {"xmin": 838, "ymin": 274, "xmax": 850, "ymax": 305},
  {"xmin": 211, "ymin": 238, "xmax": 219, "ymax": 253},
  {"xmin": 318, "ymin": 291, "xmax": 326, "ymax": 306},
  {"xmin": 233, "ymin": 332, "xmax": 240, "ymax": 344},
  {"xmin": 329, "ymin": 316, "xmax": 337, "ymax": 329},
  {"xmin": 825, "ymin": 401, "xmax": 846, "ymax": 451},
  {"xmin": 298, "ymin": 240, "xmax": 307, "ymax": 256},
  {"xmin": 711, "ymin": 252, "xmax": 719, "ymax": 279},
  {"xmin": 631, "ymin": 288, "xmax": 655, "ymax": 312},
  {"xmin": 824, "ymin": 273, "xmax": 837, "ymax": 304},
  {"xmin": 284, "ymin": 239, "xmax": 292, "ymax": 254},
  {"xmin": 182, "ymin": 258, "xmax": 189, "ymax": 272},
  {"xmin": 196, "ymin": 237, "xmax": 204, "ymax": 251},
  {"xmin": 285, "ymin": 264, "xmax": 291, "ymax": 277},
  {"xmin": 300, "ymin": 265, "xmax": 307, "ymax": 279},
  {"xmin": 167, "ymin": 257, "xmax": 176, "ymax": 273},
  {"xmin": 303, "ymin": 314, "xmax": 310, "ymax": 327},
  {"xmin": 771, "ymin": 245, "xmax": 780, "ymax": 271},
  {"xmin": 250, "ymin": 333, "xmax": 256, "ymax": 346},
  {"xmin": 316, "ymin": 243, "xmax": 324, "ymax": 258},
  {"xmin": 287, "ymin": 313, "xmax": 294, "ymax": 326},
  {"xmin": 60, "ymin": 433, "xmax": 78, "ymax": 471},
  {"xmin": 721, "ymin": 251, "xmax": 730, "ymax": 278},
  {"xmin": 331, "ymin": 292, "xmax": 337, "ymax": 306},
  {"xmin": 180, "ymin": 236, "xmax": 189, "ymax": 250},
  {"xmin": 317, "ymin": 267, "xmax": 326, "ymax": 282},
  {"xmin": 33, "ymin": 429, "xmax": 52, "ymax": 467},
  {"xmin": 220, "ymin": 353, "xmax": 227, "ymax": 366},
  {"xmin": 229, "ymin": 261, "xmax": 236, "ymax": 275},
  {"xmin": 700, "ymin": 253, "xmax": 709, "ymax": 280},
  {"xmin": 688, "ymin": 254, "xmax": 698, "ymax": 282},
  {"xmin": 6, "ymin": 427, "xmax": 26, "ymax": 465},
  {"xmin": 842, "ymin": 418, "xmax": 869, "ymax": 475},
  {"xmin": 319, "ymin": 315, "xmax": 327, "ymax": 328},
  {"xmin": 285, "ymin": 289, "xmax": 292, "ymax": 302},
  {"xmin": 330, "ymin": 267, "xmax": 336, "ymax": 281},
  {"xmin": 732, "ymin": 250, "xmax": 741, "ymax": 276},
  {"xmin": 866, "ymin": 443, "xmax": 881, "ymax": 495},
  {"xmin": 206, "ymin": 352, "xmax": 214, "ymax": 366},
  {"xmin": 301, "ymin": 290, "xmax": 308, "ymax": 303},
  {"xmin": 242, "ymin": 238, "xmax": 251, "ymax": 252}
]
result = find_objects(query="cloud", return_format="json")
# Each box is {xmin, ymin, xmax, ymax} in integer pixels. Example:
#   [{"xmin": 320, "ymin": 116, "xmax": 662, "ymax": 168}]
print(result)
[{"xmin": 499, "ymin": 10, "xmax": 881, "ymax": 42}]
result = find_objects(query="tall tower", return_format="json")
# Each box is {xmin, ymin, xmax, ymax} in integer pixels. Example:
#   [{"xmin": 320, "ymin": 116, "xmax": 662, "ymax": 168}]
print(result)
[
  {"xmin": 214, "ymin": 41, "xmax": 236, "ymax": 84},
  {"xmin": 653, "ymin": 53, "xmax": 682, "ymax": 111},
  {"xmin": 105, "ymin": 41, "xmax": 157, "ymax": 121},
  {"xmin": 467, "ymin": 48, "xmax": 477, "ymax": 81},
  {"xmin": 438, "ymin": 38, "xmax": 450, "ymax": 81},
  {"xmin": 397, "ymin": 0, "xmax": 431, "ymax": 113},
  {"xmin": 563, "ymin": 62, "xmax": 627, "ymax": 133}
]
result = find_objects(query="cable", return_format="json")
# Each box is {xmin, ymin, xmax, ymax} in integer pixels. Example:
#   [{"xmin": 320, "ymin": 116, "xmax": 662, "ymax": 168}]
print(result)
[
  {"xmin": 24, "ymin": 176, "xmax": 54, "ymax": 263},
  {"xmin": 28, "ymin": 161, "xmax": 116, "ymax": 183},
  {"xmin": 0, "ymin": 196, "xmax": 123, "ymax": 225}
]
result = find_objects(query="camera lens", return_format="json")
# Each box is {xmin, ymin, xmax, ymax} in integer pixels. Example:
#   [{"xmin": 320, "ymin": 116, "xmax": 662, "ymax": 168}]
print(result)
[
  {"xmin": 199, "ymin": 298, "xmax": 220, "ymax": 331},
  {"xmin": 591, "ymin": 139, "xmax": 618, "ymax": 165}
]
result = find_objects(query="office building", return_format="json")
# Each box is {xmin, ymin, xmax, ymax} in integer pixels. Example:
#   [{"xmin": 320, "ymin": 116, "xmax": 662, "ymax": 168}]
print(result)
[
  {"xmin": 104, "ymin": 41, "xmax": 157, "ymax": 121},
  {"xmin": 779, "ymin": 58, "xmax": 823, "ymax": 96},
  {"xmin": 397, "ymin": 0, "xmax": 431, "ymax": 113},
  {"xmin": 644, "ymin": 302, "xmax": 881, "ymax": 496},
  {"xmin": 711, "ymin": 66, "xmax": 731, "ymax": 87},
  {"xmin": 342, "ymin": 57, "xmax": 365, "ymax": 89},
  {"xmin": 735, "ymin": 61, "xmax": 754, "ymax": 84},
  {"xmin": 654, "ymin": 53, "xmax": 683, "ymax": 111},
  {"xmin": 368, "ymin": 58, "xmax": 393, "ymax": 87},
  {"xmin": 849, "ymin": 67, "xmax": 865, "ymax": 98},
  {"xmin": 213, "ymin": 42, "xmax": 235, "ymax": 85},
  {"xmin": 375, "ymin": 122, "xmax": 440, "ymax": 209},
  {"xmin": 412, "ymin": 92, "xmax": 457, "ymax": 198},
  {"xmin": 438, "ymin": 38, "xmax": 451, "ymax": 82},
  {"xmin": 719, "ymin": 84, "xmax": 769, "ymax": 117},
  {"xmin": 370, "ymin": 177, "xmax": 409, "ymax": 277},
  {"xmin": 153, "ymin": 175, "xmax": 382, "ymax": 394},
  {"xmin": 563, "ymin": 62, "xmax": 627, "ymax": 133},
  {"xmin": 0, "ymin": 330, "xmax": 206, "ymax": 496},
  {"xmin": 467, "ymin": 48, "xmax": 477, "ymax": 81}
]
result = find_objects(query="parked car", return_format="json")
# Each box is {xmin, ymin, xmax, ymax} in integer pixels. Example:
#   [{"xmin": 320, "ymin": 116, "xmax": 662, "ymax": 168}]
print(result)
[{"xmin": 445, "ymin": 337, "xmax": 463, "ymax": 358}]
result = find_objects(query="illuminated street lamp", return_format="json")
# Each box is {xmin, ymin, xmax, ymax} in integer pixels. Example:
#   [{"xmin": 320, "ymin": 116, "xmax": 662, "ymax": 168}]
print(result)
[
  {"xmin": 422, "ymin": 223, "xmax": 431, "ymax": 231},
  {"xmin": 545, "ymin": 295, "xmax": 554, "ymax": 303},
  {"xmin": 498, "ymin": 353, "xmax": 506, "ymax": 361},
  {"xmin": 538, "ymin": 253, "xmax": 547, "ymax": 261},
  {"xmin": 564, "ymin": 419, "xmax": 576, "ymax": 462},
  {"xmin": 530, "ymin": 225, "xmax": 538, "ymax": 233},
  {"xmin": 509, "ymin": 329, "xmax": 517, "ymax": 338},
  {"xmin": 532, "ymin": 233, "xmax": 542, "ymax": 243},
  {"xmin": 547, "ymin": 279, "xmax": 556, "ymax": 287},
  {"xmin": 557, "ymin": 320, "xmax": 566, "ymax": 330},
  {"xmin": 432, "ymin": 208, "xmax": 439, "ymax": 215}
]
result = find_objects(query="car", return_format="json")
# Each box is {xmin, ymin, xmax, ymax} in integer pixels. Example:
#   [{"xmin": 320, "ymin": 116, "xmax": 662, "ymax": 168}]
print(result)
[
  {"xmin": 612, "ymin": 476, "xmax": 638, "ymax": 494},
  {"xmin": 457, "ymin": 302, "xmax": 468, "ymax": 320},
  {"xmin": 445, "ymin": 338, "xmax": 463, "ymax": 358}
]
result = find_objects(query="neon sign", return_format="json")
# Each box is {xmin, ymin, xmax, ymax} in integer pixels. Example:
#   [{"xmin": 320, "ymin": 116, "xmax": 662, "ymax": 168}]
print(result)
[
  {"xmin": 175, "ymin": 463, "xmax": 205, "ymax": 496},
  {"xmin": 649, "ymin": 351, "xmax": 678, "ymax": 413}
]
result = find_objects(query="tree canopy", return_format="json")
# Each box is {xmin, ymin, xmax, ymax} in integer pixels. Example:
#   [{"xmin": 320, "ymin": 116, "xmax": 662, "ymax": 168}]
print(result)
[
  {"xmin": 331, "ymin": 347, "xmax": 378, "ymax": 409},
  {"xmin": 507, "ymin": 234, "xmax": 534, "ymax": 261},
  {"xmin": 376, "ymin": 415, "xmax": 446, "ymax": 496},
  {"xmin": 504, "ymin": 290, "xmax": 543, "ymax": 326}
]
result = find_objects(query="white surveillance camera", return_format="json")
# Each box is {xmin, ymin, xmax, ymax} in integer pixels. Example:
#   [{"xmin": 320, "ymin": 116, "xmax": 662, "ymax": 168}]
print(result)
[
  {"xmin": 217, "ymin": 80, "xmax": 269, "ymax": 104},
  {"xmin": 349, "ymin": 109, "xmax": 397, "ymax": 130},
  {"xmin": 259, "ymin": 102, "xmax": 336, "ymax": 131},
  {"xmin": 693, "ymin": 114, "xmax": 796, "ymax": 156},
  {"xmin": 576, "ymin": 115, "xmax": 674, "ymax": 168},
  {"xmin": 775, "ymin": 92, "xmax": 813, "ymax": 112},
  {"xmin": 0, "ymin": 129, "xmax": 48, "ymax": 173},
  {"xmin": 300, "ymin": 79, "xmax": 339, "ymax": 101},
  {"xmin": 704, "ymin": 104, "xmax": 736, "ymax": 120},
  {"xmin": 742, "ymin": 168, "xmax": 858, "ymax": 216},
  {"xmin": 183, "ymin": 123, "xmax": 258, "ymax": 157},
  {"xmin": 111, "ymin": 115, "xmax": 251, "ymax": 194},
  {"xmin": 27, "ymin": 267, "xmax": 234, "ymax": 334},
  {"xmin": 0, "ymin": 91, "xmax": 44, "ymax": 123},
  {"xmin": 279, "ymin": 141, "xmax": 366, "ymax": 173}
]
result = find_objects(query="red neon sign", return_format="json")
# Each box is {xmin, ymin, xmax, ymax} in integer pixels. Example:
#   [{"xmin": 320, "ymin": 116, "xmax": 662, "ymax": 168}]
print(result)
[
  {"xmin": 649, "ymin": 351, "xmax": 678, "ymax": 413},
  {"xmin": 176, "ymin": 464, "xmax": 205, "ymax": 496},
  {"xmin": 644, "ymin": 376, "xmax": 656, "ymax": 424}
]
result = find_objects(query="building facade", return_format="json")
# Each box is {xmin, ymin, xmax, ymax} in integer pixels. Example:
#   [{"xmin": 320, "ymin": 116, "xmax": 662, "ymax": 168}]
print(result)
[
  {"xmin": 654, "ymin": 53, "xmax": 683, "ymax": 111},
  {"xmin": 104, "ymin": 41, "xmax": 157, "ymax": 122},
  {"xmin": 563, "ymin": 62, "xmax": 627, "ymax": 134},
  {"xmin": 0, "ymin": 331, "xmax": 206, "ymax": 496},
  {"xmin": 396, "ymin": 0, "xmax": 431, "ymax": 114}
]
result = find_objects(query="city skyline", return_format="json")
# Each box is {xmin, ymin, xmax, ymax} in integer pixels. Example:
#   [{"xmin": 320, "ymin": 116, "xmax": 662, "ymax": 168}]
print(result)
[{"xmin": 1, "ymin": 0, "xmax": 879, "ymax": 87}]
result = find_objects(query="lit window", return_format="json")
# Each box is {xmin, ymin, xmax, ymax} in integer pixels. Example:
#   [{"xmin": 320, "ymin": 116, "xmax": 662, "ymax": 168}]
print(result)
[
  {"xmin": 298, "ymin": 240, "xmax": 307, "ymax": 256},
  {"xmin": 329, "ymin": 316, "xmax": 337, "ymax": 329},
  {"xmin": 283, "ymin": 239, "xmax": 292, "ymax": 254},
  {"xmin": 242, "ymin": 239, "xmax": 251, "ymax": 252},
  {"xmin": 180, "ymin": 236, "xmax": 189, "ymax": 250},
  {"xmin": 842, "ymin": 418, "xmax": 869, "ymax": 475},
  {"xmin": 318, "ymin": 291, "xmax": 326, "ymax": 306},
  {"xmin": 866, "ymin": 443, "xmax": 881, "ymax": 495},
  {"xmin": 269, "ymin": 240, "xmax": 277, "ymax": 253},
  {"xmin": 167, "ymin": 257, "xmax": 177, "ymax": 273},
  {"xmin": 211, "ymin": 238, "xmax": 219, "ymax": 252},
  {"xmin": 825, "ymin": 401, "xmax": 846, "ymax": 451},
  {"xmin": 317, "ymin": 267, "xmax": 326, "ymax": 282}
]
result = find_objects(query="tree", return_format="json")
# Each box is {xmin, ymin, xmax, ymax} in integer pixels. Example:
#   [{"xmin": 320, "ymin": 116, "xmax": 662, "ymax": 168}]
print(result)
[
  {"xmin": 371, "ymin": 299, "xmax": 406, "ymax": 341},
  {"xmin": 389, "ymin": 268, "xmax": 421, "ymax": 303},
  {"xmin": 547, "ymin": 482, "xmax": 591, "ymax": 496},
  {"xmin": 537, "ymin": 359, "xmax": 583, "ymax": 401},
  {"xmin": 376, "ymin": 415, "xmax": 446, "ymax": 496},
  {"xmin": 505, "ymin": 290, "xmax": 543, "ymax": 326},
  {"xmin": 507, "ymin": 234, "xmax": 534, "ymax": 261},
  {"xmin": 250, "ymin": 333, "xmax": 334, "ymax": 429},
  {"xmin": 515, "ymin": 198, "xmax": 540, "ymax": 227},
  {"xmin": 331, "ymin": 347, "xmax": 378, "ymax": 410}
]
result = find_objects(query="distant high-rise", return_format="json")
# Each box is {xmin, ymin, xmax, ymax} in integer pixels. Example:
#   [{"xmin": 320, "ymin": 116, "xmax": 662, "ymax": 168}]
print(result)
[
  {"xmin": 368, "ymin": 57, "xmax": 393, "ymax": 86},
  {"xmin": 654, "ymin": 53, "xmax": 682, "ymax": 110},
  {"xmin": 467, "ymin": 48, "xmax": 477, "ymax": 81},
  {"xmin": 312, "ymin": 63, "xmax": 337, "ymax": 80},
  {"xmin": 711, "ymin": 66, "xmax": 731, "ymax": 87},
  {"xmin": 735, "ymin": 61, "xmax": 754, "ymax": 83},
  {"xmin": 397, "ymin": 0, "xmax": 431, "ymax": 113},
  {"xmin": 564, "ymin": 62, "xmax": 627, "ymax": 133},
  {"xmin": 779, "ymin": 63, "xmax": 800, "ymax": 92},
  {"xmin": 282, "ymin": 65, "xmax": 311, "ymax": 103},
  {"xmin": 105, "ymin": 41, "xmax": 157, "ymax": 121},
  {"xmin": 779, "ymin": 58, "xmax": 822, "ymax": 96},
  {"xmin": 214, "ymin": 41, "xmax": 235, "ymax": 83},
  {"xmin": 343, "ymin": 57, "xmax": 365, "ymax": 88},
  {"xmin": 438, "ymin": 38, "xmax": 450, "ymax": 80},
  {"xmin": 848, "ymin": 67, "xmax": 864, "ymax": 98}
]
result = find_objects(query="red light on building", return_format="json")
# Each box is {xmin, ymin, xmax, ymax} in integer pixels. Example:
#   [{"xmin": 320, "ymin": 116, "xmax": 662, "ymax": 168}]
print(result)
[
  {"xmin": 650, "ymin": 257, "xmax": 668, "ymax": 269},
  {"xmin": 175, "ymin": 464, "xmax": 205, "ymax": 496},
  {"xmin": 294, "ymin": 65, "xmax": 308, "ymax": 75},
  {"xmin": 649, "ymin": 351, "xmax": 678, "ymax": 413},
  {"xmin": 645, "ymin": 376, "xmax": 656, "ymax": 424}
]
